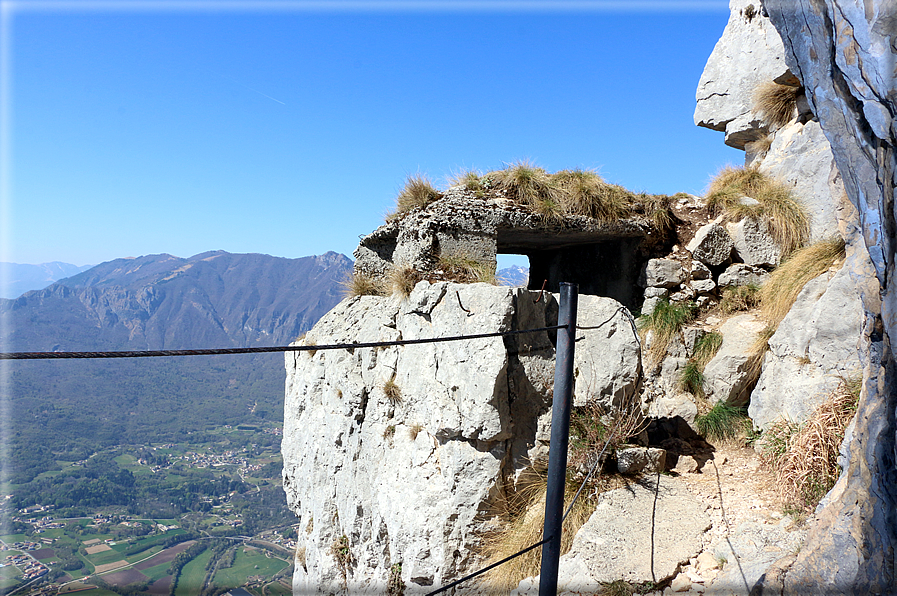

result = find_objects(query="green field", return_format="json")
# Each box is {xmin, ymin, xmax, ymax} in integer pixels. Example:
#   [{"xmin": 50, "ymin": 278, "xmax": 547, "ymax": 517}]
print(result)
[
  {"xmin": 139, "ymin": 560, "xmax": 173, "ymax": 582},
  {"xmin": 0, "ymin": 533, "xmax": 30, "ymax": 543},
  {"xmin": 174, "ymin": 548, "xmax": 214, "ymax": 596},
  {"xmin": 213, "ymin": 547, "xmax": 289, "ymax": 588}
]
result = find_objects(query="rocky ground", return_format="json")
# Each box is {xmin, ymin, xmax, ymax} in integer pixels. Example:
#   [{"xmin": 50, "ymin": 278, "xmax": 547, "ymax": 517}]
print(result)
[{"xmin": 652, "ymin": 443, "xmax": 806, "ymax": 596}]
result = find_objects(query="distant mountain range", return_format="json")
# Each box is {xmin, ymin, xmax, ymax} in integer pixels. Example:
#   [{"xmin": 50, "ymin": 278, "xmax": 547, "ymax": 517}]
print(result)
[
  {"xmin": 2, "ymin": 251, "xmax": 352, "ymax": 484},
  {"xmin": 1, "ymin": 261, "xmax": 94, "ymax": 299},
  {"xmin": 498, "ymin": 265, "xmax": 529, "ymax": 287}
]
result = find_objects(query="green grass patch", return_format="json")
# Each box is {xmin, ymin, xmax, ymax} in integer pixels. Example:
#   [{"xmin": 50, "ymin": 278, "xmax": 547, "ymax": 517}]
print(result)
[
  {"xmin": 137, "ymin": 560, "xmax": 173, "ymax": 582},
  {"xmin": 696, "ymin": 402, "xmax": 751, "ymax": 441},
  {"xmin": 638, "ymin": 299, "xmax": 698, "ymax": 368},
  {"xmin": 0, "ymin": 533, "xmax": 30, "ymax": 543},
  {"xmin": 174, "ymin": 548, "xmax": 214, "ymax": 596},
  {"xmin": 212, "ymin": 547, "xmax": 289, "ymax": 589}
]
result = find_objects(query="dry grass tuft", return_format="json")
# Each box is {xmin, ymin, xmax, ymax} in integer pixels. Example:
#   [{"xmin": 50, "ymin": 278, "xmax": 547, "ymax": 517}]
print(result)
[
  {"xmin": 719, "ymin": 284, "xmax": 761, "ymax": 314},
  {"xmin": 753, "ymin": 81, "xmax": 800, "ymax": 129},
  {"xmin": 757, "ymin": 377, "xmax": 860, "ymax": 510},
  {"xmin": 436, "ymin": 254, "xmax": 497, "ymax": 284},
  {"xmin": 389, "ymin": 265, "xmax": 420, "ymax": 298},
  {"xmin": 383, "ymin": 377, "xmax": 402, "ymax": 405},
  {"xmin": 553, "ymin": 169, "xmax": 630, "ymax": 222},
  {"xmin": 760, "ymin": 238, "xmax": 846, "ymax": 329},
  {"xmin": 705, "ymin": 166, "xmax": 809, "ymax": 256},
  {"xmin": 343, "ymin": 273, "xmax": 387, "ymax": 298},
  {"xmin": 408, "ymin": 423, "xmax": 424, "ymax": 441},
  {"xmin": 479, "ymin": 477, "xmax": 599, "ymax": 593},
  {"xmin": 388, "ymin": 174, "xmax": 442, "ymax": 220},
  {"xmin": 633, "ymin": 192, "xmax": 674, "ymax": 231},
  {"xmin": 492, "ymin": 160, "xmax": 563, "ymax": 221}
]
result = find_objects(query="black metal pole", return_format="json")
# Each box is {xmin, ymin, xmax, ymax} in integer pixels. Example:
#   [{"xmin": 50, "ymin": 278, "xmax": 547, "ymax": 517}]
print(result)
[{"xmin": 539, "ymin": 282, "xmax": 578, "ymax": 596}]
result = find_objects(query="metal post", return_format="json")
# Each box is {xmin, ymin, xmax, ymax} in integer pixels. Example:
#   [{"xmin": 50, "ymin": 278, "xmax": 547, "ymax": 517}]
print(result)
[{"xmin": 539, "ymin": 282, "xmax": 578, "ymax": 596}]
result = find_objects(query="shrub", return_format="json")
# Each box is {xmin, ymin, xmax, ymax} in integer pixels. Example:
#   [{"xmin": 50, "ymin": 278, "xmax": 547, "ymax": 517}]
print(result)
[
  {"xmin": 568, "ymin": 395, "xmax": 648, "ymax": 476},
  {"xmin": 705, "ymin": 166, "xmax": 810, "ymax": 255},
  {"xmin": 436, "ymin": 254, "xmax": 497, "ymax": 284},
  {"xmin": 330, "ymin": 535, "xmax": 353, "ymax": 584},
  {"xmin": 553, "ymin": 168, "xmax": 630, "ymax": 222},
  {"xmin": 387, "ymin": 562, "xmax": 404, "ymax": 596},
  {"xmin": 760, "ymin": 238, "xmax": 846, "ymax": 329},
  {"xmin": 753, "ymin": 81, "xmax": 800, "ymax": 129},
  {"xmin": 757, "ymin": 377, "xmax": 860, "ymax": 510},
  {"xmin": 343, "ymin": 273, "xmax": 386, "ymax": 298},
  {"xmin": 388, "ymin": 174, "xmax": 442, "ymax": 220},
  {"xmin": 719, "ymin": 284, "xmax": 761, "ymax": 314},
  {"xmin": 638, "ymin": 299, "xmax": 698, "ymax": 367},
  {"xmin": 695, "ymin": 402, "xmax": 751, "ymax": 442}
]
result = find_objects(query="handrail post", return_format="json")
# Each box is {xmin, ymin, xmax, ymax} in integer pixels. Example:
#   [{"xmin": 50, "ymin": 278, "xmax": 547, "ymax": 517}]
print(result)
[{"xmin": 539, "ymin": 282, "xmax": 578, "ymax": 596}]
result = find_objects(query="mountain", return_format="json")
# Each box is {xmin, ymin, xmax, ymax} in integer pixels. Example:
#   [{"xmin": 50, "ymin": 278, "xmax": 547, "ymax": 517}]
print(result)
[
  {"xmin": 2, "ymin": 251, "xmax": 352, "ymax": 484},
  {"xmin": 0, "ymin": 261, "xmax": 93, "ymax": 299},
  {"xmin": 498, "ymin": 265, "xmax": 529, "ymax": 287}
]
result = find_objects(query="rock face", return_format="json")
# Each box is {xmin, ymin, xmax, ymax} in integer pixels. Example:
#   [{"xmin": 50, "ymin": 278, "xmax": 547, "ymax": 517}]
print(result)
[
  {"xmin": 763, "ymin": 1, "xmax": 897, "ymax": 592},
  {"xmin": 694, "ymin": 0, "xmax": 791, "ymax": 149},
  {"xmin": 749, "ymin": 265, "xmax": 864, "ymax": 429},
  {"xmin": 703, "ymin": 314, "xmax": 767, "ymax": 406},
  {"xmin": 281, "ymin": 283, "xmax": 640, "ymax": 593}
]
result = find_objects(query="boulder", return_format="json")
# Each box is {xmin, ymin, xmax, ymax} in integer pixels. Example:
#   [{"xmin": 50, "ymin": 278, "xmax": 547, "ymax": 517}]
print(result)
[
  {"xmin": 615, "ymin": 447, "xmax": 667, "ymax": 475},
  {"xmin": 703, "ymin": 314, "xmax": 767, "ymax": 405},
  {"xmin": 717, "ymin": 263, "xmax": 769, "ymax": 288},
  {"xmin": 686, "ymin": 221, "xmax": 734, "ymax": 267},
  {"xmin": 282, "ymin": 283, "xmax": 641, "ymax": 592},
  {"xmin": 748, "ymin": 265, "xmax": 863, "ymax": 429},
  {"xmin": 516, "ymin": 475, "xmax": 710, "ymax": 591},
  {"xmin": 726, "ymin": 217, "xmax": 782, "ymax": 267},
  {"xmin": 691, "ymin": 278, "xmax": 717, "ymax": 294},
  {"xmin": 647, "ymin": 392, "xmax": 698, "ymax": 426},
  {"xmin": 643, "ymin": 258, "xmax": 684, "ymax": 289},
  {"xmin": 694, "ymin": 0, "xmax": 792, "ymax": 149},
  {"xmin": 691, "ymin": 260, "xmax": 712, "ymax": 280}
]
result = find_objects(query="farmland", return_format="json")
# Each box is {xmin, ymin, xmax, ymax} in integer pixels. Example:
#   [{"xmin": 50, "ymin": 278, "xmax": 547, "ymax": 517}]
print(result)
[{"xmin": 1, "ymin": 424, "xmax": 296, "ymax": 595}]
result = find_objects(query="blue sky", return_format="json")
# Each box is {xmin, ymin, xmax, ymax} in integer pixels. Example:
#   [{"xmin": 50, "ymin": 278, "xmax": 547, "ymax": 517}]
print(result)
[{"xmin": 2, "ymin": 0, "xmax": 742, "ymax": 269}]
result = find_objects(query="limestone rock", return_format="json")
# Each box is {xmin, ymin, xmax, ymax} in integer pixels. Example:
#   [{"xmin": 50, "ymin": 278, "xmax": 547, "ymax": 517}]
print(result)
[
  {"xmin": 686, "ymin": 221, "xmax": 734, "ymax": 267},
  {"xmin": 571, "ymin": 295, "xmax": 642, "ymax": 410},
  {"xmin": 755, "ymin": 119, "xmax": 843, "ymax": 241},
  {"xmin": 763, "ymin": 1, "xmax": 897, "ymax": 590},
  {"xmin": 691, "ymin": 278, "xmax": 717, "ymax": 294},
  {"xmin": 691, "ymin": 260, "xmax": 712, "ymax": 280},
  {"xmin": 643, "ymin": 258, "xmax": 685, "ymax": 289},
  {"xmin": 711, "ymin": 519, "xmax": 805, "ymax": 596},
  {"xmin": 615, "ymin": 447, "xmax": 667, "ymax": 475},
  {"xmin": 749, "ymin": 265, "xmax": 863, "ymax": 429},
  {"xmin": 553, "ymin": 475, "xmax": 710, "ymax": 588},
  {"xmin": 726, "ymin": 217, "xmax": 781, "ymax": 267},
  {"xmin": 281, "ymin": 283, "xmax": 641, "ymax": 592},
  {"xmin": 647, "ymin": 392, "xmax": 698, "ymax": 426},
  {"xmin": 694, "ymin": 0, "xmax": 791, "ymax": 149},
  {"xmin": 703, "ymin": 314, "xmax": 767, "ymax": 405},
  {"xmin": 717, "ymin": 263, "xmax": 769, "ymax": 288}
]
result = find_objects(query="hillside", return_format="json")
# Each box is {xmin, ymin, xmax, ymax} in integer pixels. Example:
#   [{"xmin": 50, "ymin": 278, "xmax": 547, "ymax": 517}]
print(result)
[{"xmin": 2, "ymin": 251, "xmax": 352, "ymax": 485}]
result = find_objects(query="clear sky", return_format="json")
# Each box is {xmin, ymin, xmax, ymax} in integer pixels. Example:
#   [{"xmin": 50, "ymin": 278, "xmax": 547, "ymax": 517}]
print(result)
[{"xmin": 1, "ymin": 0, "xmax": 743, "ymax": 270}]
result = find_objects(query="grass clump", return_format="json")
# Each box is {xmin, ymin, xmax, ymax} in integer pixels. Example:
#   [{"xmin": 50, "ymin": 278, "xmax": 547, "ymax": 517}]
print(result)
[
  {"xmin": 695, "ymin": 402, "xmax": 752, "ymax": 442},
  {"xmin": 383, "ymin": 377, "xmax": 402, "ymax": 405},
  {"xmin": 479, "ymin": 478, "xmax": 598, "ymax": 593},
  {"xmin": 569, "ymin": 395, "xmax": 648, "ymax": 476},
  {"xmin": 633, "ymin": 192, "xmax": 674, "ymax": 231},
  {"xmin": 705, "ymin": 166, "xmax": 809, "ymax": 255},
  {"xmin": 760, "ymin": 238, "xmax": 846, "ymax": 329},
  {"xmin": 638, "ymin": 299, "xmax": 698, "ymax": 367},
  {"xmin": 492, "ymin": 160, "xmax": 563, "ymax": 222},
  {"xmin": 719, "ymin": 284, "xmax": 761, "ymax": 314},
  {"xmin": 753, "ymin": 81, "xmax": 800, "ymax": 129},
  {"xmin": 389, "ymin": 265, "xmax": 420, "ymax": 298},
  {"xmin": 436, "ymin": 253, "xmax": 497, "ymax": 284},
  {"xmin": 757, "ymin": 377, "xmax": 860, "ymax": 510},
  {"xmin": 331, "ymin": 535, "xmax": 353, "ymax": 585},
  {"xmin": 343, "ymin": 273, "xmax": 386, "ymax": 298},
  {"xmin": 408, "ymin": 423, "xmax": 424, "ymax": 441},
  {"xmin": 680, "ymin": 332, "xmax": 724, "ymax": 402},
  {"xmin": 388, "ymin": 174, "xmax": 442, "ymax": 220},
  {"xmin": 553, "ymin": 168, "xmax": 630, "ymax": 222}
]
